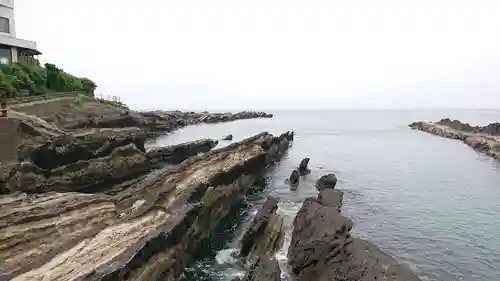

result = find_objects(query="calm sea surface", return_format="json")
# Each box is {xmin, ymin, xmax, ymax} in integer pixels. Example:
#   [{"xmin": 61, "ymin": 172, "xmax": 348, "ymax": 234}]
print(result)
[{"xmin": 148, "ymin": 109, "xmax": 500, "ymax": 281}]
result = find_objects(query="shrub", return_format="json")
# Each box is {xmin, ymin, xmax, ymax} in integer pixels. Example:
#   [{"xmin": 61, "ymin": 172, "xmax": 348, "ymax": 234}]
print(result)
[{"xmin": 0, "ymin": 62, "xmax": 97, "ymax": 97}]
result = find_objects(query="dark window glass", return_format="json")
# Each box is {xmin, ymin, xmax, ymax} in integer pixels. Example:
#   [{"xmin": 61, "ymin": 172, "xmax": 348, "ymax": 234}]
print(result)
[
  {"xmin": 0, "ymin": 47, "xmax": 11, "ymax": 64},
  {"xmin": 0, "ymin": 17, "xmax": 10, "ymax": 33}
]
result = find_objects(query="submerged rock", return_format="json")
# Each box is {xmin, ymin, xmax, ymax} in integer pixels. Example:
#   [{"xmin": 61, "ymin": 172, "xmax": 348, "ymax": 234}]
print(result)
[
  {"xmin": 315, "ymin": 173, "xmax": 338, "ymax": 190},
  {"xmin": 223, "ymin": 134, "xmax": 233, "ymax": 141},
  {"xmin": 298, "ymin": 157, "xmax": 311, "ymax": 175}
]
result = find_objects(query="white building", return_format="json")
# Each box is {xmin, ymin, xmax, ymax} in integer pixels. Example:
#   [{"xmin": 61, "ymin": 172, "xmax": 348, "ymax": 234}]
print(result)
[{"xmin": 0, "ymin": 0, "xmax": 40, "ymax": 65}]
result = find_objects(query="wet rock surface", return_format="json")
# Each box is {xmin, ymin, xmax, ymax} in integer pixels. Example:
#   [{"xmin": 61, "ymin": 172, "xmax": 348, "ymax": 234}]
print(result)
[
  {"xmin": 241, "ymin": 256, "xmax": 281, "ymax": 281},
  {"xmin": 223, "ymin": 134, "xmax": 234, "ymax": 141},
  {"xmin": 410, "ymin": 120, "xmax": 500, "ymax": 161},
  {"xmin": 239, "ymin": 197, "xmax": 284, "ymax": 264},
  {"xmin": 287, "ymin": 180, "xmax": 421, "ymax": 281},
  {"xmin": 315, "ymin": 173, "xmax": 338, "ymax": 190},
  {"xmin": 3, "ymin": 138, "xmax": 219, "ymax": 194},
  {"xmin": 0, "ymin": 131, "xmax": 293, "ymax": 281},
  {"xmin": 298, "ymin": 157, "xmax": 311, "ymax": 175},
  {"xmin": 287, "ymin": 169, "xmax": 300, "ymax": 188},
  {"xmin": 238, "ymin": 197, "xmax": 284, "ymax": 281}
]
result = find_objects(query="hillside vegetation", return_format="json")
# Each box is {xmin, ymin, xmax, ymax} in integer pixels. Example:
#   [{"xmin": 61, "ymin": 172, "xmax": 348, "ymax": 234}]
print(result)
[{"xmin": 0, "ymin": 63, "xmax": 96, "ymax": 97}]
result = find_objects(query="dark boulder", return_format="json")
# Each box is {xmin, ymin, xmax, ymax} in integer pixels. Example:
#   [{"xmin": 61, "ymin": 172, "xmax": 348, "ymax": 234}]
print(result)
[
  {"xmin": 298, "ymin": 157, "xmax": 311, "ymax": 175},
  {"xmin": 286, "ymin": 169, "xmax": 300, "ymax": 188},
  {"xmin": 315, "ymin": 173, "xmax": 338, "ymax": 190},
  {"xmin": 223, "ymin": 134, "xmax": 233, "ymax": 141}
]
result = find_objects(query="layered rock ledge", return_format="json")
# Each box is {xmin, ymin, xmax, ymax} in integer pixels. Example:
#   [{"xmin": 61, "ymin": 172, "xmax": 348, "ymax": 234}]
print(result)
[
  {"xmin": 236, "ymin": 197, "xmax": 284, "ymax": 281},
  {"xmin": 410, "ymin": 119, "xmax": 500, "ymax": 160},
  {"xmin": 0, "ymin": 131, "xmax": 293, "ymax": 281},
  {"xmin": 287, "ymin": 183, "xmax": 421, "ymax": 281}
]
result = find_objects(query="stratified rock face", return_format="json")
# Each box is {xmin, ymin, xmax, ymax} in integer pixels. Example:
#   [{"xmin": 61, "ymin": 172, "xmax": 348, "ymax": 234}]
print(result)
[
  {"xmin": 410, "ymin": 120, "xmax": 500, "ymax": 161},
  {"xmin": 239, "ymin": 197, "xmax": 284, "ymax": 264},
  {"xmin": 146, "ymin": 139, "xmax": 218, "ymax": 166},
  {"xmin": 287, "ymin": 185, "xmax": 421, "ymax": 281},
  {"xmin": 315, "ymin": 173, "xmax": 338, "ymax": 190},
  {"xmin": 241, "ymin": 256, "xmax": 281, "ymax": 281},
  {"xmin": 0, "ymin": 131, "xmax": 293, "ymax": 281},
  {"xmin": 4, "ymin": 138, "xmax": 219, "ymax": 194},
  {"xmin": 298, "ymin": 158, "xmax": 311, "ymax": 176},
  {"xmin": 5, "ymin": 143, "xmax": 149, "ymax": 193}
]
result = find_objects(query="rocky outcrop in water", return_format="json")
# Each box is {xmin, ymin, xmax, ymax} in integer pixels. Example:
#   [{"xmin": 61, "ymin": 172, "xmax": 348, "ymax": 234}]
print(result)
[
  {"xmin": 287, "ymin": 177, "xmax": 421, "ymax": 281},
  {"xmin": 287, "ymin": 169, "xmax": 300, "ymax": 188},
  {"xmin": 410, "ymin": 120, "xmax": 500, "ymax": 161},
  {"xmin": 0, "ymin": 131, "xmax": 293, "ymax": 281},
  {"xmin": 223, "ymin": 134, "xmax": 233, "ymax": 141},
  {"xmin": 298, "ymin": 157, "xmax": 311, "ymax": 175},
  {"xmin": 239, "ymin": 197, "xmax": 284, "ymax": 264},
  {"xmin": 238, "ymin": 197, "xmax": 284, "ymax": 281},
  {"xmin": 315, "ymin": 173, "xmax": 338, "ymax": 190}
]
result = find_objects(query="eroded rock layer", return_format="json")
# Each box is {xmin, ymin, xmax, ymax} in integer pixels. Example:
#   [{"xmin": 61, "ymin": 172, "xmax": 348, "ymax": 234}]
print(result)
[
  {"xmin": 287, "ymin": 188, "xmax": 421, "ymax": 281},
  {"xmin": 410, "ymin": 120, "xmax": 500, "ymax": 161},
  {"xmin": 0, "ymin": 131, "xmax": 293, "ymax": 281}
]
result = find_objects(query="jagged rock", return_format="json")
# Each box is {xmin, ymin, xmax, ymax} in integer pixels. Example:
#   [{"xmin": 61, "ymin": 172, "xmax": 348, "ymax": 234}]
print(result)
[
  {"xmin": 6, "ymin": 143, "xmax": 149, "ymax": 193},
  {"xmin": 298, "ymin": 157, "xmax": 311, "ymax": 176},
  {"xmin": 5, "ymin": 138, "xmax": 219, "ymax": 194},
  {"xmin": 223, "ymin": 134, "xmax": 233, "ymax": 141},
  {"xmin": 286, "ymin": 169, "xmax": 300, "ymax": 188},
  {"xmin": 147, "ymin": 139, "xmax": 218, "ymax": 167},
  {"xmin": 317, "ymin": 188, "xmax": 343, "ymax": 211},
  {"xmin": 239, "ymin": 197, "xmax": 284, "ymax": 264},
  {"xmin": 410, "ymin": 120, "xmax": 500, "ymax": 161},
  {"xmin": 315, "ymin": 173, "xmax": 338, "ymax": 190},
  {"xmin": 241, "ymin": 256, "xmax": 281, "ymax": 281},
  {"xmin": 287, "ymin": 183, "xmax": 421, "ymax": 281},
  {"xmin": 0, "ymin": 131, "xmax": 293, "ymax": 281}
]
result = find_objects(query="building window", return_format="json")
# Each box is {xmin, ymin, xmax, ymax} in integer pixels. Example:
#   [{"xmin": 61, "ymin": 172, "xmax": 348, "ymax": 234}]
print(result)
[
  {"xmin": 0, "ymin": 46, "xmax": 12, "ymax": 64},
  {"xmin": 0, "ymin": 17, "xmax": 10, "ymax": 33}
]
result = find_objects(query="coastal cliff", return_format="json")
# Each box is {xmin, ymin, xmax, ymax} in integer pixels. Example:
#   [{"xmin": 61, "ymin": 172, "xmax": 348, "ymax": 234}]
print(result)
[{"xmin": 410, "ymin": 118, "xmax": 500, "ymax": 160}]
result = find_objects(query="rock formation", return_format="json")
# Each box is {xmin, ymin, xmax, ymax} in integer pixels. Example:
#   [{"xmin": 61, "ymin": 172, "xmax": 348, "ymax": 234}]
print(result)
[
  {"xmin": 298, "ymin": 157, "xmax": 311, "ymax": 175},
  {"xmin": 0, "ymin": 131, "xmax": 293, "ymax": 281},
  {"xmin": 239, "ymin": 197, "xmax": 284, "ymax": 264},
  {"xmin": 410, "ymin": 120, "xmax": 500, "ymax": 161},
  {"xmin": 223, "ymin": 134, "xmax": 234, "ymax": 141},
  {"xmin": 3, "ymin": 138, "xmax": 219, "ymax": 194},
  {"xmin": 315, "ymin": 173, "xmax": 338, "ymax": 190},
  {"xmin": 287, "ymin": 169, "xmax": 300, "ymax": 188},
  {"xmin": 287, "ymin": 179, "xmax": 421, "ymax": 281},
  {"xmin": 240, "ymin": 256, "xmax": 281, "ymax": 281},
  {"xmin": 238, "ymin": 197, "xmax": 284, "ymax": 281}
]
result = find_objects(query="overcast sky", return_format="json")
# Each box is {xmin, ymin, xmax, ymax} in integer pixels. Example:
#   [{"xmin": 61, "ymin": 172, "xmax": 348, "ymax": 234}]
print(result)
[{"xmin": 16, "ymin": 0, "xmax": 500, "ymax": 110}]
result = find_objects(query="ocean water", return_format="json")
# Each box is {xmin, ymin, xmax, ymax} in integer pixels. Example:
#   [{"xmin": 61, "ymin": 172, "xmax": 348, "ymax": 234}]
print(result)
[{"xmin": 149, "ymin": 109, "xmax": 500, "ymax": 281}]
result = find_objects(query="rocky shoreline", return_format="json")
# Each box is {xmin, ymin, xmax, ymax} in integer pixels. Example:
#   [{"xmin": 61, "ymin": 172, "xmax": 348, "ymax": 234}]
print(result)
[
  {"xmin": 410, "ymin": 118, "xmax": 500, "ymax": 161},
  {"xmin": 0, "ymin": 96, "xmax": 422, "ymax": 281},
  {"xmin": 234, "ymin": 170, "xmax": 421, "ymax": 281}
]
